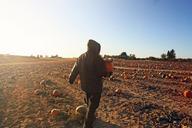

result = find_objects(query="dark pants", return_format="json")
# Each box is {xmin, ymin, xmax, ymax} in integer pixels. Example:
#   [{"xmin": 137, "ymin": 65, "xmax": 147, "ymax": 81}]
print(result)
[{"xmin": 83, "ymin": 92, "xmax": 101, "ymax": 128}]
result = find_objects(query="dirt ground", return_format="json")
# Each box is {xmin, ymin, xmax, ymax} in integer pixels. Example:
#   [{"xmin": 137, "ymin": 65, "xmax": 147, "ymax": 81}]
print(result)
[{"xmin": 0, "ymin": 56, "xmax": 192, "ymax": 128}]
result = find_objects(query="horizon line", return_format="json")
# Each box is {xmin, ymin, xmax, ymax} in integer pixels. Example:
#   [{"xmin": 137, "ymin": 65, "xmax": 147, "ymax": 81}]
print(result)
[{"xmin": 1, "ymin": 53, "xmax": 192, "ymax": 59}]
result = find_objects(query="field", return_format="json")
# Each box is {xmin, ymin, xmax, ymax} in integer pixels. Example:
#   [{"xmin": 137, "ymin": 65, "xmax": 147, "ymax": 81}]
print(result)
[{"xmin": 0, "ymin": 55, "xmax": 192, "ymax": 128}]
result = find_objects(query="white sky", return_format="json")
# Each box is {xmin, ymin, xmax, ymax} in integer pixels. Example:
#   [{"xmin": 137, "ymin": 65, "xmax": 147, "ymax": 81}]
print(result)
[
  {"xmin": 0, "ymin": 0, "xmax": 87, "ymax": 57},
  {"xmin": 0, "ymin": 0, "xmax": 138, "ymax": 58}
]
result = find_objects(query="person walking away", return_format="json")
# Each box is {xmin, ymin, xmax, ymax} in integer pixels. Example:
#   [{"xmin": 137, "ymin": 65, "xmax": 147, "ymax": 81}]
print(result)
[{"xmin": 69, "ymin": 39, "xmax": 108, "ymax": 128}]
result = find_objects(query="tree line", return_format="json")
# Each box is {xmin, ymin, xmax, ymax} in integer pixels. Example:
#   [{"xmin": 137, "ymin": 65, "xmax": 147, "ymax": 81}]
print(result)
[
  {"xmin": 161, "ymin": 49, "xmax": 176, "ymax": 60},
  {"xmin": 105, "ymin": 49, "xmax": 177, "ymax": 61}
]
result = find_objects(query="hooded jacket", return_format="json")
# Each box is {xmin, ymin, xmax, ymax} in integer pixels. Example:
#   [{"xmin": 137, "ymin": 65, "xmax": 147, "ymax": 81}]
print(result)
[{"xmin": 69, "ymin": 39, "xmax": 107, "ymax": 93}]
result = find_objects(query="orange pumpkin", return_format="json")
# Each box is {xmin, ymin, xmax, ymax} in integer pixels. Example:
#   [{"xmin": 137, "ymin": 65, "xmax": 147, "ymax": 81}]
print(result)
[
  {"xmin": 34, "ymin": 89, "xmax": 42, "ymax": 95},
  {"xmin": 115, "ymin": 89, "xmax": 121, "ymax": 93},
  {"xmin": 182, "ymin": 77, "xmax": 191, "ymax": 83},
  {"xmin": 50, "ymin": 109, "xmax": 60, "ymax": 116},
  {"xmin": 52, "ymin": 89, "xmax": 61, "ymax": 97},
  {"xmin": 104, "ymin": 58, "xmax": 113, "ymax": 73},
  {"xmin": 75, "ymin": 104, "xmax": 87, "ymax": 116},
  {"xmin": 183, "ymin": 90, "xmax": 192, "ymax": 98},
  {"xmin": 143, "ymin": 76, "xmax": 147, "ymax": 79},
  {"xmin": 124, "ymin": 75, "xmax": 128, "ymax": 79}
]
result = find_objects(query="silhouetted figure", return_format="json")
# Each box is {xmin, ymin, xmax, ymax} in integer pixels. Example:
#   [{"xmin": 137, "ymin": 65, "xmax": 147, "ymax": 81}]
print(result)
[{"xmin": 69, "ymin": 39, "xmax": 107, "ymax": 128}]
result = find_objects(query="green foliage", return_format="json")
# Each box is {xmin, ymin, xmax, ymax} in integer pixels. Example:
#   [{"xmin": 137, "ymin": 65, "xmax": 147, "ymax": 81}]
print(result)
[
  {"xmin": 119, "ymin": 52, "xmax": 128, "ymax": 59},
  {"xmin": 105, "ymin": 52, "xmax": 137, "ymax": 60},
  {"xmin": 167, "ymin": 49, "xmax": 176, "ymax": 60},
  {"xmin": 129, "ymin": 54, "xmax": 136, "ymax": 60},
  {"xmin": 161, "ymin": 49, "xmax": 176, "ymax": 60},
  {"xmin": 148, "ymin": 56, "xmax": 159, "ymax": 60},
  {"xmin": 161, "ymin": 53, "xmax": 167, "ymax": 60},
  {"xmin": 118, "ymin": 52, "xmax": 137, "ymax": 60}
]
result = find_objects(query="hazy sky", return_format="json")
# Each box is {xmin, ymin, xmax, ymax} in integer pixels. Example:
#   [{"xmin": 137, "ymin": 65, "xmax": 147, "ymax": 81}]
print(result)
[{"xmin": 0, "ymin": 0, "xmax": 192, "ymax": 58}]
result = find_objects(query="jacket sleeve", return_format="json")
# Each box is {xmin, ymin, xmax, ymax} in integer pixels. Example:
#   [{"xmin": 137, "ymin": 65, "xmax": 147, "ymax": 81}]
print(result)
[{"xmin": 69, "ymin": 61, "xmax": 79, "ymax": 84}]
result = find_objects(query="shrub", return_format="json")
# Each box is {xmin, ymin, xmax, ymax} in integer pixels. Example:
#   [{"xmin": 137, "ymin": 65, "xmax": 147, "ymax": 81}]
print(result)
[{"xmin": 161, "ymin": 53, "xmax": 167, "ymax": 60}]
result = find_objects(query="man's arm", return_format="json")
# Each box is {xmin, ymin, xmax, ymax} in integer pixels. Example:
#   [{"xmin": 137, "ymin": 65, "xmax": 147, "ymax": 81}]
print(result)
[{"xmin": 69, "ymin": 62, "xmax": 79, "ymax": 84}]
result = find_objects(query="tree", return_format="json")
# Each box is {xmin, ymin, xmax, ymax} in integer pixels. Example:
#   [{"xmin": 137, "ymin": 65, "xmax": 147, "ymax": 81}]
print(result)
[
  {"xmin": 129, "ymin": 54, "xmax": 136, "ymax": 60},
  {"xmin": 51, "ymin": 54, "xmax": 59, "ymax": 58},
  {"xmin": 37, "ymin": 54, "xmax": 40, "ymax": 58},
  {"xmin": 30, "ymin": 54, "xmax": 35, "ymax": 58},
  {"xmin": 161, "ymin": 53, "xmax": 167, "ymax": 60},
  {"xmin": 167, "ymin": 49, "xmax": 176, "ymax": 60},
  {"xmin": 119, "ymin": 52, "xmax": 128, "ymax": 59}
]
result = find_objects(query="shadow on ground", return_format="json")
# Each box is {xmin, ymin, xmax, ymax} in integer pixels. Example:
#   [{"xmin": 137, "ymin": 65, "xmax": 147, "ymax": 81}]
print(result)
[{"xmin": 94, "ymin": 118, "xmax": 121, "ymax": 128}]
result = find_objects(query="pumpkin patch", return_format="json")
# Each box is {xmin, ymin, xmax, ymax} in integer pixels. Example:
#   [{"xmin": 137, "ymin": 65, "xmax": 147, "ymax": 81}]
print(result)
[{"xmin": 2, "ymin": 55, "xmax": 192, "ymax": 127}]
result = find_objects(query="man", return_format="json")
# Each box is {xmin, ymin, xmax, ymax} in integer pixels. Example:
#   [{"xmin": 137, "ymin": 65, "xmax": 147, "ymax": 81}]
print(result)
[{"xmin": 69, "ymin": 39, "xmax": 107, "ymax": 128}]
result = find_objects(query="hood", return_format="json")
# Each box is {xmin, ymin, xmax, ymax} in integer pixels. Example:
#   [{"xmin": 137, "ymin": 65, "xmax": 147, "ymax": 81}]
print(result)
[{"xmin": 87, "ymin": 39, "xmax": 101, "ymax": 55}]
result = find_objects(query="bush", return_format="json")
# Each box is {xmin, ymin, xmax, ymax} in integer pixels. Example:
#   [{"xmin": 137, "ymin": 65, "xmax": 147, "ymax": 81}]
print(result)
[
  {"xmin": 161, "ymin": 53, "xmax": 167, "ymax": 60},
  {"xmin": 148, "ymin": 56, "xmax": 159, "ymax": 60}
]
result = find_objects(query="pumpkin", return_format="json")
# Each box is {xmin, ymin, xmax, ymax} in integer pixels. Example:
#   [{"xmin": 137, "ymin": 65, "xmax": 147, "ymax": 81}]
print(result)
[
  {"xmin": 34, "ymin": 89, "xmax": 43, "ymax": 95},
  {"xmin": 52, "ymin": 89, "xmax": 61, "ymax": 97},
  {"xmin": 104, "ymin": 58, "xmax": 113, "ymax": 73},
  {"xmin": 161, "ymin": 74, "xmax": 166, "ymax": 78},
  {"xmin": 75, "ymin": 104, "xmax": 87, "ymax": 116},
  {"xmin": 171, "ymin": 75, "xmax": 176, "ymax": 79},
  {"xmin": 182, "ymin": 77, "xmax": 191, "ymax": 83},
  {"xmin": 124, "ymin": 75, "xmax": 128, "ymax": 79},
  {"xmin": 50, "ymin": 109, "xmax": 60, "ymax": 116},
  {"xmin": 183, "ymin": 90, "xmax": 192, "ymax": 98},
  {"xmin": 168, "ymin": 73, "xmax": 172, "ymax": 78},
  {"xmin": 109, "ymin": 75, "xmax": 115, "ymax": 81},
  {"xmin": 115, "ymin": 89, "xmax": 121, "ymax": 93},
  {"xmin": 143, "ymin": 76, "xmax": 147, "ymax": 79}
]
